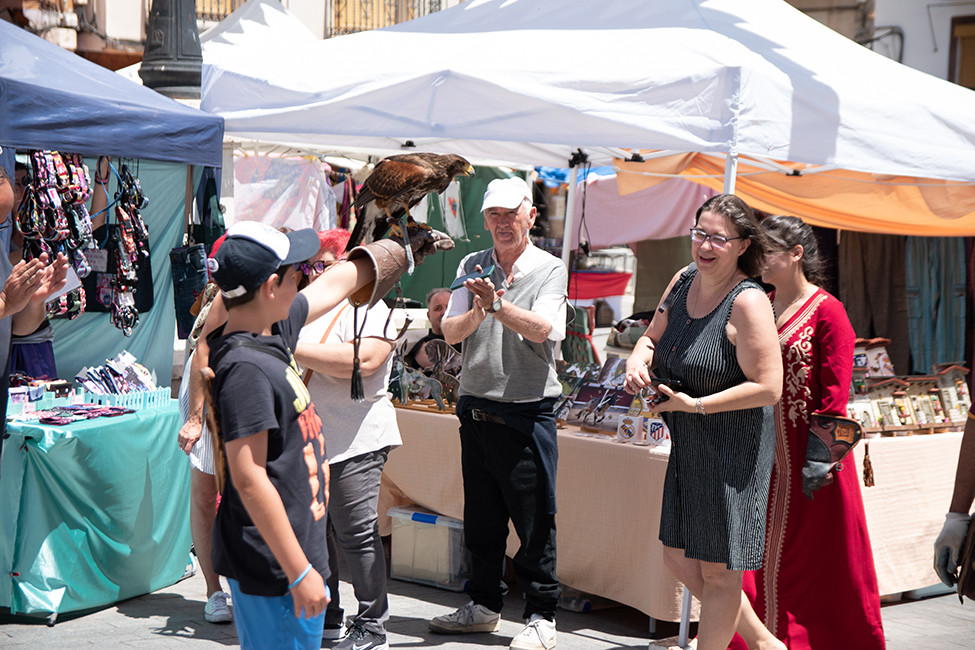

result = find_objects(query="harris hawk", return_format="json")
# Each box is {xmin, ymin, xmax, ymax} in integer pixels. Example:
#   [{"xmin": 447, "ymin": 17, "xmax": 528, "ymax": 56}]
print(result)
[{"xmin": 347, "ymin": 153, "xmax": 474, "ymax": 272}]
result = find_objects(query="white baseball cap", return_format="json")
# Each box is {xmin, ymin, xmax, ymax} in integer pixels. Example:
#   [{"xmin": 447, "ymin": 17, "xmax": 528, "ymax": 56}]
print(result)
[
  {"xmin": 211, "ymin": 221, "xmax": 321, "ymax": 298},
  {"xmin": 480, "ymin": 177, "xmax": 533, "ymax": 212}
]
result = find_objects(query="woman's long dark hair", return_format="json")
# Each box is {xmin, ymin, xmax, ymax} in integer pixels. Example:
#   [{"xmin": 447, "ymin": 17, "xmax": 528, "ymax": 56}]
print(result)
[
  {"xmin": 694, "ymin": 194, "xmax": 768, "ymax": 278},
  {"xmin": 759, "ymin": 214, "xmax": 825, "ymax": 286}
]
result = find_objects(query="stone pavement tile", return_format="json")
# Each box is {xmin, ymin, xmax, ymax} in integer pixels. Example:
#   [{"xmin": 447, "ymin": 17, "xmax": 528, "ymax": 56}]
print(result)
[{"xmin": 4, "ymin": 570, "xmax": 975, "ymax": 649}]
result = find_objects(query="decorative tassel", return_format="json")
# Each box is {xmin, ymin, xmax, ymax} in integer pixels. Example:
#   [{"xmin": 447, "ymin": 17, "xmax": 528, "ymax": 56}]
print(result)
[
  {"xmin": 350, "ymin": 305, "xmax": 365, "ymax": 402},
  {"xmin": 862, "ymin": 440, "xmax": 875, "ymax": 487}
]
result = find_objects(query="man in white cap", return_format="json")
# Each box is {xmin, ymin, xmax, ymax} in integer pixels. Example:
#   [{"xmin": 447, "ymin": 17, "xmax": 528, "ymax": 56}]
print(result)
[{"xmin": 429, "ymin": 177, "xmax": 567, "ymax": 650}]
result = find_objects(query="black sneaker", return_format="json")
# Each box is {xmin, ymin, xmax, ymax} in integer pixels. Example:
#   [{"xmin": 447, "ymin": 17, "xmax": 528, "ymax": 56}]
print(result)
[{"xmin": 334, "ymin": 623, "xmax": 389, "ymax": 650}]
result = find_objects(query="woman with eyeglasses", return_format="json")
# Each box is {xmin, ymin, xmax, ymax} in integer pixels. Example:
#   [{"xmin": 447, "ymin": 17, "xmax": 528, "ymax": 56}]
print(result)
[
  {"xmin": 293, "ymin": 229, "xmax": 400, "ymax": 649},
  {"xmin": 730, "ymin": 216, "xmax": 885, "ymax": 650},
  {"xmin": 624, "ymin": 194, "xmax": 782, "ymax": 650}
]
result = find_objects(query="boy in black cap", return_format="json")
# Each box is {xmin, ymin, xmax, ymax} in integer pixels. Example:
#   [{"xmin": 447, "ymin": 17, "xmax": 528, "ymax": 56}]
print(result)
[{"xmin": 205, "ymin": 221, "xmax": 450, "ymax": 649}]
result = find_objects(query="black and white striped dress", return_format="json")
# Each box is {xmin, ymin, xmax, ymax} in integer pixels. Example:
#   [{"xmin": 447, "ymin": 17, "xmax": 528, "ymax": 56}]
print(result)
[{"xmin": 655, "ymin": 268, "xmax": 775, "ymax": 571}]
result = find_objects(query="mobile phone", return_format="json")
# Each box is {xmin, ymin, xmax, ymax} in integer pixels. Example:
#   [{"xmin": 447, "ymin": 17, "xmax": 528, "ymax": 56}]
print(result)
[
  {"xmin": 650, "ymin": 377, "xmax": 683, "ymax": 390},
  {"xmin": 450, "ymin": 264, "xmax": 496, "ymax": 290}
]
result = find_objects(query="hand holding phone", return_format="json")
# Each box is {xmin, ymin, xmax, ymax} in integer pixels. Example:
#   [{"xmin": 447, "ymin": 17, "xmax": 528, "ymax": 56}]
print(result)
[
  {"xmin": 450, "ymin": 264, "xmax": 495, "ymax": 290},
  {"xmin": 647, "ymin": 377, "xmax": 682, "ymax": 406}
]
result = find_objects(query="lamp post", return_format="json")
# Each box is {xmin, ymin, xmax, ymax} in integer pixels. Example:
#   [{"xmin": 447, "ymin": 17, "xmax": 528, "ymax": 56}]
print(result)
[{"xmin": 139, "ymin": 0, "xmax": 202, "ymax": 99}]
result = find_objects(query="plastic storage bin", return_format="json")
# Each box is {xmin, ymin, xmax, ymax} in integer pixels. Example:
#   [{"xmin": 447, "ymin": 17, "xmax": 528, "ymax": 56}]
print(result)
[{"xmin": 388, "ymin": 505, "xmax": 470, "ymax": 592}]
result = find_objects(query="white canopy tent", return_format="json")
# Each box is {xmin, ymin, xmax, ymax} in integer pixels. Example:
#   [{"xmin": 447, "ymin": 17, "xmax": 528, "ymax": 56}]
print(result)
[
  {"xmin": 200, "ymin": 1, "xmax": 975, "ymax": 635},
  {"xmin": 201, "ymin": 0, "xmax": 975, "ymax": 264}
]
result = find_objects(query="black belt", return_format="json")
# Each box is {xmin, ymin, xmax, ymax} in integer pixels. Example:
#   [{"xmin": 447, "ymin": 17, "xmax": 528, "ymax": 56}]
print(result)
[{"xmin": 470, "ymin": 409, "xmax": 507, "ymax": 425}]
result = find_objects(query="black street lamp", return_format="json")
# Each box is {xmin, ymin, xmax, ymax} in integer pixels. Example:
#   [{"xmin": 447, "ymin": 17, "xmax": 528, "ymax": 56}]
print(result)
[{"xmin": 139, "ymin": 0, "xmax": 202, "ymax": 99}]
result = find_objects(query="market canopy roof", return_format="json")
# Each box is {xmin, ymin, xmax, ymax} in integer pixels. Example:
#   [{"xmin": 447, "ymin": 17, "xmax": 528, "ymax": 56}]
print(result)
[
  {"xmin": 201, "ymin": 0, "xmax": 975, "ymax": 234},
  {"xmin": 0, "ymin": 20, "xmax": 224, "ymax": 168}
]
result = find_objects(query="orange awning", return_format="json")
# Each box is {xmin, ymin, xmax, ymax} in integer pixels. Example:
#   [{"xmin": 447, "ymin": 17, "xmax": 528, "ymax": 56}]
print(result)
[{"xmin": 615, "ymin": 153, "xmax": 975, "ymax": 236}]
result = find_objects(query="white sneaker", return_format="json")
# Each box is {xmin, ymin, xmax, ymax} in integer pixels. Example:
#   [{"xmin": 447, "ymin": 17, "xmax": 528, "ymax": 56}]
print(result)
[
  {"xmin": 204, "ymin": 590, "xmax": 233, "ymax": 624},
  {"xmin": 509, "ymin": 614, "xmax": 556, "ymax": 650},
  {"xmin": 429, "ymin": 601, "xmax": 501, "ymax": 634}
]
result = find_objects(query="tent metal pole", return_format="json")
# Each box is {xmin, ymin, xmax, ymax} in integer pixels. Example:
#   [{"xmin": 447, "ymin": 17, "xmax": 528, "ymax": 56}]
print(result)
[
  {"xmin": 560, "ymin": 166, "xmax": 579, "ymax": 268},
  {"xmin": 723, "ymin": 149, "xmax": 739, "ymax": 195},
  {"xmin": 677, "ymin": 586, "xmax": 693, "ymax": 647}
]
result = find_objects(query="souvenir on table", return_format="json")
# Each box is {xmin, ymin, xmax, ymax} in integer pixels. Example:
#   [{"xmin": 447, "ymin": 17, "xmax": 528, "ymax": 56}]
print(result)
[
  {"xmin": 847, "ymin": 395, "xmax": 878, "ymax": 431},
  {"xmin": 864, "ymin": 377, "xmax": 910, "ymax": 432},
  {"xmin": 75, "ymin": 350, "xmax": 157, "ymax": 395},
  {"xmin": 617, "ymin": 385, "xmax": 670, "ymax": 447},
  {"xmin": 567, "ymin": 382, "xmax": 630, "ymax": 435},
  {"xmin": 595, "ymin": 357, "xmax": 627, "ymax": 387},
  {"xmin": 935, "ymin": 364, "xmax": 971, "ymax": 424},
  {"xmin": 565, "ymin": 356, "xmax": 637, "ymax": 434},
  {"xmin": 853, "ymin": 338, "xmax": 895, "ymax": 377},
  {"xmin": 905, "ymin": 375, "xmax": 948, "ymax": 430}
]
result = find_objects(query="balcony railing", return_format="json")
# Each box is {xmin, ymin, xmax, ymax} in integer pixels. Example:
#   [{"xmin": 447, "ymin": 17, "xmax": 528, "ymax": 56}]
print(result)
[
  {"xmin": 196, "ymin": 0, "xmax": 245, "ymax": 23},
  {"xmin": 328, "ymin": 0, "xmax": 442, "ymax": 37}
]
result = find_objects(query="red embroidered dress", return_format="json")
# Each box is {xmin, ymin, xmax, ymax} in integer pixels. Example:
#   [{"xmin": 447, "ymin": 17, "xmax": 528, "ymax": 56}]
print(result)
[{"xmin": 739, "ymin": 288, "xmax": 886, "ymax": 650}]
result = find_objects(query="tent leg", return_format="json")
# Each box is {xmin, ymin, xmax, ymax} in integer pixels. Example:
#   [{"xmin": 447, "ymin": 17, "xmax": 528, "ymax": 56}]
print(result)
[
  {"xmin": 677, "ymin": 585, "xmax": 692, "ymax": 647},
  {"xmin": 723, "ymin": 150, "xmax": 738, "ymax": 195},
  {"xmin": 560, "ymin": 167, "xmax": 579, "ymax": 269}
]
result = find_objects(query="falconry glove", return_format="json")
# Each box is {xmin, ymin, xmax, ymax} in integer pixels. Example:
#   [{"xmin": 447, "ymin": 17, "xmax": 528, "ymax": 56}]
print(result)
[
  {"xmin": 347, "ymin": 228, "xmax": 454, "ymax": 309},
  {"xmin": 343, "ymin": 228, "xmax": 453, "ymax": 401}
]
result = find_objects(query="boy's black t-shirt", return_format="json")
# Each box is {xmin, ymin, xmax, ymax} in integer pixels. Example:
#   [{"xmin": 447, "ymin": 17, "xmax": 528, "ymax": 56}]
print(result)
[{"xmin": 207, "ymin": 294, "xmax": 329, "ymax": 596}]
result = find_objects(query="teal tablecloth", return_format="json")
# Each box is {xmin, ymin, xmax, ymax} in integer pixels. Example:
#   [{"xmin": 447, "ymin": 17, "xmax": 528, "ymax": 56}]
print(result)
[{"xmin": 0, "ymin": 401, "xmax": 190, "ymax": 615}]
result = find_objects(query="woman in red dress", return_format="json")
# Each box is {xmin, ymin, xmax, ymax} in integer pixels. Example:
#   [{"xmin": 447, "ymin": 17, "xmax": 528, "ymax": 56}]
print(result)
[{"xmin": 732, "ymin": 215, "xmax": 886, "ymax": 650}]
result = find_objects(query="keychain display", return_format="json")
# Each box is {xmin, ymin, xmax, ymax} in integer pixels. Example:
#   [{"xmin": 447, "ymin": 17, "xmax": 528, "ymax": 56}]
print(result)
[
  {"xmin": 107, "ymin": 163, "xmax": 150, "ymax": 336},
  {"xmin": 78, "ymin": 161, "xmax": 153, "ymax": 335},
  {"xmin": 15, "ymin": 150, "xmax": 95, "ymax": 321}
]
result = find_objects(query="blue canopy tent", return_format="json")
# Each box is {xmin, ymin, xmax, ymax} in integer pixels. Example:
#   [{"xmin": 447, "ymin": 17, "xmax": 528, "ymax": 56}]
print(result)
[
  {"xmin": 0, "ymin": 20, "xmax": 223, "ymax": 167},
  {"xmin": 0, "ymin": 23, "xmax": 227, "ymax": 619},
  {"xmin": 0, "ymin": 20, "xmax": 225, "ymax": 383}
]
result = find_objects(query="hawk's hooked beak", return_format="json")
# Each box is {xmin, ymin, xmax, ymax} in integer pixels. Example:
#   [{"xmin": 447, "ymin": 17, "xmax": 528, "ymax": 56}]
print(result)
[{"xmin": 464, "ymin": 164, "xmax": 475, "ymax": 177}]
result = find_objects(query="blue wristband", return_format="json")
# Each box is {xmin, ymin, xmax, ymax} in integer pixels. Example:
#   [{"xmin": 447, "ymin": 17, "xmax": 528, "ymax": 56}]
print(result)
[{"xmin": 288, "ymin": 563, "xmax": 313, "ymax": 591}]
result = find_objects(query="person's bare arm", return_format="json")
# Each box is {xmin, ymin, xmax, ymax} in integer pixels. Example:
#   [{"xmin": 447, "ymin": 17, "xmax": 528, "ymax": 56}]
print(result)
[
  {"xmin": 225, "ymin": 431, "xmax": 329, "ymax": 618},
  {"xmin": 89, "ymin": 156, "xmax": 111, "ymax": 231},
  {"xmin": 441, "ymin": 303, "xmax": 486, "ymax": 346},
  {"xmin": 624, "ymin": 267, "xmax": 683, "ymax": 394},
  {"xmin": 950, "ymin": 418, "xmax": 975, "ymax": 514},
  {"xmin": 300, "ymin": 259, "xmax": 375, "ymax": 326},
  {"xmin": 178, "ymin": 295, "xmax": 228, "ymax": 454},
  {"xmin": 462, "ymin": 272, "xmax": 553, "ymax": 343},
  {"xmin": 295, "ymin": 337, "xmax": 393, "ymax": 379}
]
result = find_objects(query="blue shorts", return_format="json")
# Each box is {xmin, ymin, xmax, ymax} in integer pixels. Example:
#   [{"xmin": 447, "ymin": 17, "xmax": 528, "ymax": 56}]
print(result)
[{"xmin": 227, "ymin": 578, "xmax": 328, "ymax": 650}]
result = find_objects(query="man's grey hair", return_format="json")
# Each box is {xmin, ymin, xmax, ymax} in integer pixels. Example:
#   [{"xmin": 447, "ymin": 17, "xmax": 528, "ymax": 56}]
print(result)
[{"xmin": 425, "ymin": 287, "xmax": 451, "ymax": 307}]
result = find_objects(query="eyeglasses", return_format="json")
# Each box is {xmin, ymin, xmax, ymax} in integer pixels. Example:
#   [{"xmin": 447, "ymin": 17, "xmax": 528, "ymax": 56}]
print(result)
[
  {"xmin": 295, "ymin": 261, "xmax": 335, "ymax": 275},
  {"xmin": 689, "ymin": 228, "xmax": 743, "ymax": 249}
]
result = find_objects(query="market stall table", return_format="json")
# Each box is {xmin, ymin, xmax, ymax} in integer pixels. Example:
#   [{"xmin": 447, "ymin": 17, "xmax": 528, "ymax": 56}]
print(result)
[
  {"xmin": 0, "ymin": 401, "xmax": 190, "ymax": 620},
  {"xmin": 379, "ymin": 406, "xmax": 698, "ymax": 625},
  {"xmin": 380, "ymin": 408, "xmax": 961, "ymax": 624}
]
